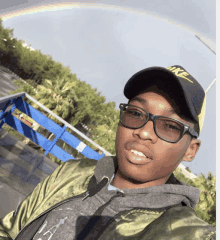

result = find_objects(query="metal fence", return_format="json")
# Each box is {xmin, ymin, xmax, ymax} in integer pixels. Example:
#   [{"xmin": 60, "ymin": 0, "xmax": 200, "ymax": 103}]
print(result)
[{"xmin": 0, "ymin": 92, "xmax": 112, "ymax": 162}]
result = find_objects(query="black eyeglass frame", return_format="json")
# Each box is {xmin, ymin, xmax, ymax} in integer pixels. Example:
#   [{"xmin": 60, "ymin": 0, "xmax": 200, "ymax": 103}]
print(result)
[{"xmin": 119, "ymin": 103, "xmax": 199, "ymax": 143}]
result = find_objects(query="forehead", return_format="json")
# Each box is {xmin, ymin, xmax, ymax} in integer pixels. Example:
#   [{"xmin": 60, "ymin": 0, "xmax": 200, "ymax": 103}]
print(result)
[
  {"xmin": 129, "ymin": 90, "xmax": 194, "ymax": 125},
  {"xmin": 130, "ymin": 91, "xmax": 177, "ymax": 114},
  {"xmin": 130, "ymin": 85, "xmax": 177, "ymax": 108}
]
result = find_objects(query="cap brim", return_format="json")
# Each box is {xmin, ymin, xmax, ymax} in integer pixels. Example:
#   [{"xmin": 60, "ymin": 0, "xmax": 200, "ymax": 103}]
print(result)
[{"xmin": 124, "ymin": 67, "xmax": 198, "ymax": 122}]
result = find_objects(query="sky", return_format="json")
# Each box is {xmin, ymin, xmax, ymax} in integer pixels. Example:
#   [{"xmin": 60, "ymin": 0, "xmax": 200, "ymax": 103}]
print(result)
[{"xmin": 0, "ymin": 1, "xmax": 216, "ymax": 177}]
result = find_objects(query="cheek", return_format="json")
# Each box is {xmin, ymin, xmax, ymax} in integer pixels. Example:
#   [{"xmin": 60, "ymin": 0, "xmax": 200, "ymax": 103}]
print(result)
[
  {"xmin": 116, "ymin": 126, "xmax": 122, "ymax": 154},
  {"xmin": 144, "ymin": 143, "xmax": 189, "ymax": 181},
  {"xmin": 155, "ymin": 138, "xmax": 189, "ymax": 164},
  {"xmin": 116, "ymin": 125, "xmax": 131, "ymax": 148},
  {"xmin": 116, "ymin": 126, "xmax": 135, "ymax": 162}
]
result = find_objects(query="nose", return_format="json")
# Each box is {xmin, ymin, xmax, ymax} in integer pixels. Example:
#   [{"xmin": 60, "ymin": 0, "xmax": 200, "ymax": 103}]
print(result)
[{"xmin": 133, "ymin": 119, "xmax": 158, "ymax": 143}]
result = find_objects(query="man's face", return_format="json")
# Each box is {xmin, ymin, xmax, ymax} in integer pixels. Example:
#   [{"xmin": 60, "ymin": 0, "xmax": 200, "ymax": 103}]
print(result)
[{"xmin": 115, "ymin": 90, "xmax": 200, "ymax": 189}]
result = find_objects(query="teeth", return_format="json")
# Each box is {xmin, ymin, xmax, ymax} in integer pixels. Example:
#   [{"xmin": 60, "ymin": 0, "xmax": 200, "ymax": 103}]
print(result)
[{"xmin": 131, "ymin": 149, "xmax": 146, "ymax": 157}]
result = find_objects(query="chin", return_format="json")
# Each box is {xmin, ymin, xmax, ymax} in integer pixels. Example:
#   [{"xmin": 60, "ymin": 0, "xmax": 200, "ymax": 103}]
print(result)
[{"xmin": 119, "ymin": 163, "xmax": 151, "ymax": 183}]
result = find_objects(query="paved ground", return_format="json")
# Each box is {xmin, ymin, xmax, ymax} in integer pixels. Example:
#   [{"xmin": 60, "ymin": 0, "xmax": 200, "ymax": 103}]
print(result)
[
  {"xmin": 0, "ymin": 65, "xmax": 60, "ymax": 219},
  {"xmin": 0, "ymin": 129, "xmax": 59, "ymax": 219},
  {"xmin": 0, "ymin": 65, "xmax": 19, "ymax": 96}
]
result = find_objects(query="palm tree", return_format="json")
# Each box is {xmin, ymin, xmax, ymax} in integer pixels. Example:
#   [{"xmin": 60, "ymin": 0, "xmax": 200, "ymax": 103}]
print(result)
[
  {"xmin": 30, "ymin": 75, "xmax": 79, "ymax": 154},
  {"xmin": 193, "ymin": 172, "xmax": 216, "ymax": 226},
  {"xmin": 10, "ymin": 75, "xmax": 78, "ymax": 152},
  {"xmin": 31, "ymin": 75, "xmax": 78, "ymax": 122}
]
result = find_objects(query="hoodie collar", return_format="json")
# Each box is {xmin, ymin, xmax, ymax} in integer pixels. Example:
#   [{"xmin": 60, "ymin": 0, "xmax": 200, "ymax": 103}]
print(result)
[
  {"xmin": 95, "ymin": 156, "xmax": 182, "ymax": 185},
  {"xmin": 93, "ymin": 156, "xmax": 200, "ymax": 209},
  {"xmin": 94, "ymin": 156, "xmax": 118, "ymax": 183}
]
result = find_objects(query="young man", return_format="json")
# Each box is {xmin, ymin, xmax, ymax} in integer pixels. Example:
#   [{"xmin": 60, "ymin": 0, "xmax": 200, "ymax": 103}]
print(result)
[{"xmin": 0, "ymin": 65, "xmax": 216, "ymax": 239}]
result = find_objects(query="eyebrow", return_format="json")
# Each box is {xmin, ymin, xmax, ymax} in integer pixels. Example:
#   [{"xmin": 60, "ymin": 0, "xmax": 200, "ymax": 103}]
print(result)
[{"xmin": 129, "ymin": 96, "xmax": 177, "ymax": 115}]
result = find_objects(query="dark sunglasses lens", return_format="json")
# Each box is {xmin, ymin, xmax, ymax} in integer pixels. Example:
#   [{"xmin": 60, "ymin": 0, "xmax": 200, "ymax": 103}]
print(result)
[
  {"xmin": 155, "ymin": 118, "xmax": 184, "ymax": 142},
  {"xmin": 121, "ymin": 106, "xmax": 147, "ymax": 128}
]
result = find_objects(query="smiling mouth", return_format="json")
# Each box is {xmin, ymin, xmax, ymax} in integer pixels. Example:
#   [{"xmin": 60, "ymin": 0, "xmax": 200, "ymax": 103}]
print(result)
[
  {"xmin": 125, "ymin": 149, "xmax": 152, "ymax": 165},
  {"xmin": 131, "ymin": 149, "xmax": 147, "ymax": 158}
]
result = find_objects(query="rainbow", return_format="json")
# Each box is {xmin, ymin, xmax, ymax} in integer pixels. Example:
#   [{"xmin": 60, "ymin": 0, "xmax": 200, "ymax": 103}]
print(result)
[{"xmin": 0, "ymin": 2, "xmax": 199, "ymax": 36}]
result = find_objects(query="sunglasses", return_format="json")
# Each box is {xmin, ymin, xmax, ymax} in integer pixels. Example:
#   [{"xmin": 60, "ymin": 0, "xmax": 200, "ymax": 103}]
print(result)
[{"xmin": 119, "ymin": 103, "xmax": 198, "ymax": 143}]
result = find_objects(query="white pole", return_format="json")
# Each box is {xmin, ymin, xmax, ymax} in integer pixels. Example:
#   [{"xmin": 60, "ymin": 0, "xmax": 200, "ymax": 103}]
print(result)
[{"xmin": 205, "ymin": 78, "xmax": 216, "ymax": 93}]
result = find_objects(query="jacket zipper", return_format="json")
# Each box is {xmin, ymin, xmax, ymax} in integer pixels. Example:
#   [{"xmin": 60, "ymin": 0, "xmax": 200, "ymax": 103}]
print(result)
[{"xmin": 14, "ymin": 191, "xmax": 88, "ymax": 240}]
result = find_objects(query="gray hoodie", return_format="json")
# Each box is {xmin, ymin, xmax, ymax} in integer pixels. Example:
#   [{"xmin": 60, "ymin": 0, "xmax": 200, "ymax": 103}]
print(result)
[{"xmin": 32, "ymin": 156, "xmax": 200, "ymax": 240}]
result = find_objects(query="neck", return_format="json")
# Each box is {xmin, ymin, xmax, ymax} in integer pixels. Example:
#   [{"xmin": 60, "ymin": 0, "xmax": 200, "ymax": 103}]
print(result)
[{"xmin": 111, "ymin": 170, "xmax": 172, "ymax": 189}]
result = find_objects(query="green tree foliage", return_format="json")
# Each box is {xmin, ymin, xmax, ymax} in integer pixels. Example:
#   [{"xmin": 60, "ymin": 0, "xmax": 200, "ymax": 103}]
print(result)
[
  {"xmin": 0, "ymin": 19, "xmax": 16, "ymax": 56},
  {"xmin": 2, "ymin": 17, "xmax": 215, "ymax": 227},
  {"xmin": 193, "ymin": 172, "xmax": 216, "ymax": 227},
  {"xmin": 0, "ymin": 18, "xmax": 72, "ymax": 83},
  {"xmin": 174, "ymin": 169, "xmax": 216, "ymax": 227},
  {"xmin": 173, "ymin": 167, "xmax": 195, "ymax": 185},
  {"xmin": 10, "ymin": 74, "xmax": 119, "ymax": 155}
]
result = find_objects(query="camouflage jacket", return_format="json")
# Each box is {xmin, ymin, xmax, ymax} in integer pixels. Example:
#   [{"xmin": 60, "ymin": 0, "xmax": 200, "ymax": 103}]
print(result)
[{"xmin": 0, "ymin": 158, "xmax": 216, "ymax": 240}]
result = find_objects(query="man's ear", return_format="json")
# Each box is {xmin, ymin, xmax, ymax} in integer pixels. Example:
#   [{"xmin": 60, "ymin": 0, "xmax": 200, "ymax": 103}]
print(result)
[{"xmin": 182, "ymin": 138, "xmax": 201, "ymax": 162}]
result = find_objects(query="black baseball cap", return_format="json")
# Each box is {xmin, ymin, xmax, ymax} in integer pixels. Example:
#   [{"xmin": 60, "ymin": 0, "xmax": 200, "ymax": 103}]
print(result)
[{"xmin": 124, "ymin": 65, "xmax": 206, "ymax": 134}]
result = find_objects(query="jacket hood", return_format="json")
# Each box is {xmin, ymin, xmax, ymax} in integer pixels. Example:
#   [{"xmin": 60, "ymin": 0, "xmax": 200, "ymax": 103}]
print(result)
[{"xmin": 94, "ymin": 156, "xmax": 200, "ymax": 209}]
